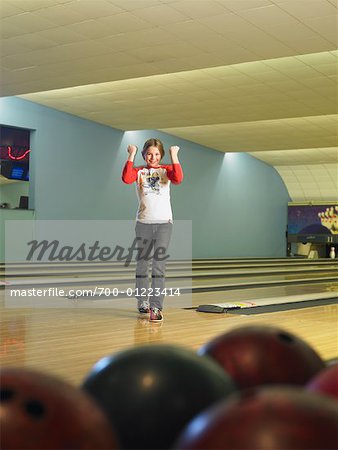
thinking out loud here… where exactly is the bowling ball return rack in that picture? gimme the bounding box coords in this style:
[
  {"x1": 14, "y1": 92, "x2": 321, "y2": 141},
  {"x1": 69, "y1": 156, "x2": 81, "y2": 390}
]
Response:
[{"x1": 195, "y1": 292, "x2": 338, "y2": 314}]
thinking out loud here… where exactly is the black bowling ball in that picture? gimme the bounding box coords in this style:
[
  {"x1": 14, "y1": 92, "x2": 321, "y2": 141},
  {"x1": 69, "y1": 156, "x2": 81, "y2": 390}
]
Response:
[{"x1": 82, "y1": 344, "x2": 236, "y2": 450}]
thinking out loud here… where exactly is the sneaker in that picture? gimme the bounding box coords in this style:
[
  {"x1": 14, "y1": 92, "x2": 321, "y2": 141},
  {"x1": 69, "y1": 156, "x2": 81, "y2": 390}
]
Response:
[
  {"x1": 149, "y1": 307, "x2": 163, "y2": 322},
  {"x1": 138, "y1": 301, "x2": 150, "y2": 314}
]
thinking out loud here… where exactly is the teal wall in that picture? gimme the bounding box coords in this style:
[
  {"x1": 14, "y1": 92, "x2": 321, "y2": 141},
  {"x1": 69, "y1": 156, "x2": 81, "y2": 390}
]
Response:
[
  {"x1": 0, "y1": 209, "x2": 35, "y2": 261},
  {"x1": 0, "y1": 97, "x2": 290, "y2": 259},
  {"x1": 0, "y1": 182, "x2": 29, "y2": 209}
]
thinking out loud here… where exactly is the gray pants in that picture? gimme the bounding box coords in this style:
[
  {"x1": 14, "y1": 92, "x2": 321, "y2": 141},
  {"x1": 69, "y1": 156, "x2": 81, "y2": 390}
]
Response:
[{"x1": 135, "y1": 221, "x2": 173, "y2": 310}]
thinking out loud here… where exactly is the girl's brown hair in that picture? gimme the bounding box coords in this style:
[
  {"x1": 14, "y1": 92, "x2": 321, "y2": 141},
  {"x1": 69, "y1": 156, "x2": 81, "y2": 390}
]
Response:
[{"x1": 142, "y1": 138, "x2": 165, "y2": 160}]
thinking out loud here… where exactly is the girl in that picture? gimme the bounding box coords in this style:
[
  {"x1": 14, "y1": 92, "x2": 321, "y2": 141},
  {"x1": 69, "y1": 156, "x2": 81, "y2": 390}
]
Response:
[{"x1": 122, "y1": 138, "x2": 183, "y2": 321}]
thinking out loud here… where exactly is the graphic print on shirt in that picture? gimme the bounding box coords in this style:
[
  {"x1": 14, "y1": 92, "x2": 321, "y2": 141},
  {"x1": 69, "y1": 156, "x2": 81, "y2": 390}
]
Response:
[{"x1": 138, "y1": 169, "x2": 168, "y2": 196}]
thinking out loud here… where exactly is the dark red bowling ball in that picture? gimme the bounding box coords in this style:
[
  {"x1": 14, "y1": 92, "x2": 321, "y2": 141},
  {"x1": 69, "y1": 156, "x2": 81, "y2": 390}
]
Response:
[
  {"x1": 306, "y1": 363, "x2": 338, "y2": 401},
  {"x1": 82, "y1": 344, "x2": 236, "y2": 450},
  {"x1": 198, "y1": 325, "x2": 325, "y2": 389},
  {"x1": 0, "y1": 367, "x2": 119, "y2": 449},
  {"x1": 174, "y1": 387, "x2": 338, "y2": 449},
  {"x1": 326, "y1": 357, "x2": 338, "y2": 366}
]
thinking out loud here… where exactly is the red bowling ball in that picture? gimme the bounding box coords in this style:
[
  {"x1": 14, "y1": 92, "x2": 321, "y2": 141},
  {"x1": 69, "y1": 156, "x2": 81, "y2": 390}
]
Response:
[
  {"x1": 326, "y1": 357, "x2": 338, "y2": 366},
  {"x1": 306, "y1": 363, "x2": 338, "y2": 401},
  {"x1": 198, "y1": 325, "x2": 325, "y2": 389},
  {"x1": 174, "y1": 387, "x2": 338, "y2": 449},
  {"x1": 0, "y1": 367, "x2": 119, "y2": 449}
]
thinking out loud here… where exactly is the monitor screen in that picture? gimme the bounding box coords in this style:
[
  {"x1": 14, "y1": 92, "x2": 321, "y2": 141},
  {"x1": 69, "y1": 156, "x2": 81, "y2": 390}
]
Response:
[{"x1": 288, "y1": 204, "x2": 338, "y2": 236}]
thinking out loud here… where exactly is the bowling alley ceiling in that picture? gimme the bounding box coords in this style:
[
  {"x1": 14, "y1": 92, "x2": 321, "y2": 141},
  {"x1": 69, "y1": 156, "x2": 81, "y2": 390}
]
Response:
[{"x1": 1, "y1": 0, "x2": 337, "y2": 201}]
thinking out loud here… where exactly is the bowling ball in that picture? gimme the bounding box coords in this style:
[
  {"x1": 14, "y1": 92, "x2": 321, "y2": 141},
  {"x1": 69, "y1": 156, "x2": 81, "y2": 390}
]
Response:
[
  {"x1": 0, "y1": 367, "x2": 119, "y2": 449},
  {"x1": 198, "y1": 325, "x2": 325, "y2": 389},
  {"x1": 82, "y1": 344, "x2": 236, "y2": 450},
  {"x1": 174, "y1": 387, "x2": 338, "y2": 449},
  {"x1": 306, "y1": 363, "x2": 338, "y2": 401},
  {"x1": 326, "y1": 357, "x2": 338, "y2": 366}
]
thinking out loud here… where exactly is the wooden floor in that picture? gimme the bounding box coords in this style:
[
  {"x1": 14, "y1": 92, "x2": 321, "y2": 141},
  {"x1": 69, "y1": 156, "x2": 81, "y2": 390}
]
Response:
[
  {"x1": 1, "y1": 258, "x2": 337, "y2": 386},
  {"x1": 1, "y1": 291, "x2": 337, "y2": 386}
]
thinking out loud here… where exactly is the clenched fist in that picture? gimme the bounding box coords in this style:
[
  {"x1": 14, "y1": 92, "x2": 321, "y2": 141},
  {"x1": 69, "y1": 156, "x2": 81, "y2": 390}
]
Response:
[
  {"x1": 127, "y1": 144, "x2": 138, "y2": 155},
  {"x1": 169, "y1": 145, "x2": 180, "y2": 157}
]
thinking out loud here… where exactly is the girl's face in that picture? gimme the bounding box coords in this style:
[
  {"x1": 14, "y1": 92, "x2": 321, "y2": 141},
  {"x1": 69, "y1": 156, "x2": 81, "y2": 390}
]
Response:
[{"x1": 145, "y1": 146, "x2": 161, "y2": 167}]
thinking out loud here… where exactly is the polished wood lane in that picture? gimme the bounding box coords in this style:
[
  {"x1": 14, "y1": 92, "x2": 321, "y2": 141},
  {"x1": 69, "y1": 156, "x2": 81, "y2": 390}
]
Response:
[
  {"x1": 1, "y1": 258, "x2": 337, "y2": 387},
  {"x1": 1, "y1": 289, "x2": 337, "y2": 386}
]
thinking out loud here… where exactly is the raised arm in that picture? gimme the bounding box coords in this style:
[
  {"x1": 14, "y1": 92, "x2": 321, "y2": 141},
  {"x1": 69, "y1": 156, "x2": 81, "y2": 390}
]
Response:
[
  {"x1": 167, "y1": 146, "x2": 183, "y2": 184},
  {"x1": 122, "y1": 145, "x2": 139, "y2": 184}
]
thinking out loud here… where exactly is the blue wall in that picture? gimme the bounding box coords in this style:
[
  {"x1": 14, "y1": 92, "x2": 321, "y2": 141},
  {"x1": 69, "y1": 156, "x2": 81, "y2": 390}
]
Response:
[{"x1": 0, "y1": 97, "x2": 290, "y2": 258}]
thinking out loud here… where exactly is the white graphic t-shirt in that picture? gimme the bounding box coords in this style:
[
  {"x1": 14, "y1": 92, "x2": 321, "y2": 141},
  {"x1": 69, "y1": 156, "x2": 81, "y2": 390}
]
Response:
[
  {"x1": 122, "y1": 162, "x2": 184, "y2": 223},
  {"x1": 136, "y1": 167, "x2": 172, "y2": 222}
]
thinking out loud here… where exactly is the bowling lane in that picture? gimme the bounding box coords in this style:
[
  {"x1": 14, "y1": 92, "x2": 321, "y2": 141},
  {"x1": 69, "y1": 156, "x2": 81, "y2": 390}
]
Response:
[
  {"x1": 2, "y1": 258, "x2": 338, "y2": 278},
  {"x1": 4, "y1": 258, "x2": 336, "y2": 269},
  {"x1": 2, "y1": 258, "x2": 338, "y2": 313},
  {"x1": 1, "y1": 283, "x2": 336, "y2": 389},
  {"x1": 4, "y1": 268, "x2": 338, "y2": 293},
  {"x1": 4, "y1": 278, "x2": 337, "y2": 312},
  {"x1": 2, "y1": 257, "x2": 337, "y2": 285},
  {"x1": 191, "y1": 269, "x2": 338, "y2": 287},
  {"x1": 2, "y1": 263, "x2": 337, "y2": 279},
  {"x1": 188, "y1": 281, "x2": 338, "y2": 308}
]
